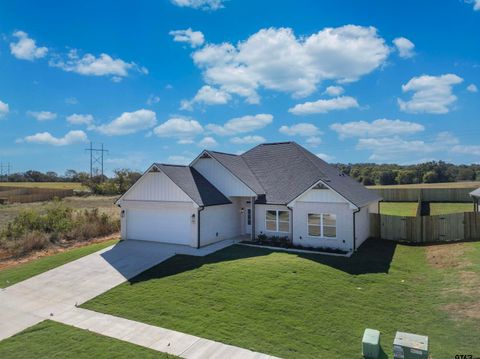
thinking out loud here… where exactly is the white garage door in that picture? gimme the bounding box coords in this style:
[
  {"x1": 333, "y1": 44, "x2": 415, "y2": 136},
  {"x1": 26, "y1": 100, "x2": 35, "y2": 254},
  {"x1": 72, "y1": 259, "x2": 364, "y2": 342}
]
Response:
[{"x1": 126, "y1": 204, "x2": 192, "y2": 245}]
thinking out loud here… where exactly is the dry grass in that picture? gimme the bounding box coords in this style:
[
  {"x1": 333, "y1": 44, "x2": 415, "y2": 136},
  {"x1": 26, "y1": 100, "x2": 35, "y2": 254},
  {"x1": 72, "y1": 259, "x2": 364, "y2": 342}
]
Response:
[
  {"x1": 369, "y1": 181, "x2": 480, "y2": 189},
  {"x1": 0, "y1": 182, "x2": 85, "y2": 190}
]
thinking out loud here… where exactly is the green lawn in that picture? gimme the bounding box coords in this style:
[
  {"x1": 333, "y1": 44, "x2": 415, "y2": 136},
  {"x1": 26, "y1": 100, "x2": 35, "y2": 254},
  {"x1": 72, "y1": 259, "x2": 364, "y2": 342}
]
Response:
[
  {"x1": 0, "y1": 239, "x2": 118, "y2": 288},
  {"x1": 83, "y1": 240, "x2": 480, "y2": 359},
  {"x1": 429, "y1": 202, "x2": 474, "y2": 215},
  {"x1": 379, "y1": 201, "x2": 418, "y2": 216},
  {"x1": 0, "y1": 320, "x2": 177, "y2": 359}
]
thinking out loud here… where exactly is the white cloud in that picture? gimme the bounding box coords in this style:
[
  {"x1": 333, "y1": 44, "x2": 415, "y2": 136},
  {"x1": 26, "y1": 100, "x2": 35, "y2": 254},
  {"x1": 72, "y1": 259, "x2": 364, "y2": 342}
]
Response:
[
  {"x1": 465, "y1": 0, "x2": 480, "y2": 11},
  {"x1": 317, "y1": 153, "x2": 334, "y2": 162},
  {"x1": 0, "y1": 100, "x2": 9, "y2": 118},
  {"x1": 398, "y1": 74, "x2": 463, "y2": 114},
  {"x1": 170, "y1": 0, "x2": 224, "y2": 10},
  {"x1": 181, "y1": 85, "x2": 231, "y2": 110},
  {"x1": 288, "y1": 96, "x2": 359, "y2": 115},
  {"x1": 230, "y1": 135, "x2": 265, "y2": 144},
  {"x1": 154, "y1": 117, "x2": 203, "y2": 139},
  {"x1": 191, "y1": 26, "x2": 390, "y2": 103},
  {"x1": 393, "y1": 37, "x2": 415, "y2": 58},
  {"x1": 324, "y1": 86, "x2": 344, "y2": 96},
  {"x1": 279, "y1": 123, "x2": 321, "y2": 136},
  {"x1": 330, "y1": 119, "x2": 425, "y2": 139},
  {"x1": 166, "y1": 155, "x2": 193, "y2": 164},
  {"x1": 9, "y1": 31, "x2": 48, "y2": 61},
  {"x1": 146, "y1": 94, "x2": 160, "y2": 105},
  {"x1": 67, "y1": 113, "x2": 94, "y2": 126},
  {"x1": 49, "y1": 49, "x2": 146, "y2": 80},
  {"x1": 177, "y1": 138, "x2": 195, "y2": 144},
  {"x1": 452, "y1": 144, "x2": 480, "y2": 156},
  {"x1": 65, "y1": 97, "x2": 78, "y2": 105},
  {"x1": 206, "y1": 114, "x2": 273, "y2": 136},
  {"x1": 170, "y1": 28, "x2": 205, "y2": 48},
  {"x1": 306, "y1": 137, "x2": 322, "y2": 146},
  {"x1": 27, "y1": 111, "x2": 57, "y2": 121},
  {"x1": 467, "y1": 84, "x2": 478, "y2": 93},
  {"x1": 96, "y1": 109, "x2": 157, "y2": 136},
  {"x1": 198, "y1": 136, "x2": 218, "y2": 147},
  {"x1": 23, "y1": 130, "x2": 88, "y2": 146},
  {"x1": 356, "y1": 132, "x2": 459, "y2": 162}
]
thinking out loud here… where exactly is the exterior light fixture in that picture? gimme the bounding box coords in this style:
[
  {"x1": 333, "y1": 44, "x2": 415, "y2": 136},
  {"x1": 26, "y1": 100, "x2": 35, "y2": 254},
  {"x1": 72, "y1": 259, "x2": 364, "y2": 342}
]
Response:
[
  {"x1": 241, "y1": 208, "x2": 245, "y2": 214},
  {"x1": 191, "y1": 213, "x2": 196, "y2": 223}
]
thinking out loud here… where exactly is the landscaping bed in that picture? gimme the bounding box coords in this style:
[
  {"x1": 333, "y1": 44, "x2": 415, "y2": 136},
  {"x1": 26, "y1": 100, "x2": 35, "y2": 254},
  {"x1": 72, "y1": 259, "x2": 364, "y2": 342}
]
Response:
[
  {"x1": 240, "y1": 238, "x2": 349, "y2": 255},
  {"x1": 82, "y1": 239, "x2": 480, "y2": 358},
  {"x1": 0, "y1": 320, "x2": 177, "y2": 358}
]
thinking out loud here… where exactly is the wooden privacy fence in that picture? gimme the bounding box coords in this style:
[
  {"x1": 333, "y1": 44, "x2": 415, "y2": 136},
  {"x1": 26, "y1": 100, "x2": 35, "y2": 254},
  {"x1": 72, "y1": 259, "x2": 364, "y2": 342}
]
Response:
[
  {"x1": 370, "y1": 212, "x2": 480, "y2": 243},
  {"x1": 0, "y1": 187, "x2": 73, "y2": 204},
  {"x1": 371, "y1": 187, "x2": 474, "y2": 202}
]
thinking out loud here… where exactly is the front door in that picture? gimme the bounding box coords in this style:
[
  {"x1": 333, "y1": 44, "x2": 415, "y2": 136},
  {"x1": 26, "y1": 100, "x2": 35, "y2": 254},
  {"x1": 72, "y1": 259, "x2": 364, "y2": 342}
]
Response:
[{"x1": 245, "y1": 202, "x2": 252, "y2": 235}]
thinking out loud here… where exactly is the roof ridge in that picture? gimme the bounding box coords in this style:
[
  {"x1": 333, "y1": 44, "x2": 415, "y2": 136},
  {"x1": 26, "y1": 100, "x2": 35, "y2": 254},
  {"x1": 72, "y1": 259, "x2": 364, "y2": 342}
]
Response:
[
  {"x1": 207, "y1": 150, "x2": 237, "y2": 156},
  {"x1": 237, "y1": 153, "x2": 265, "y2": 193},
  {"x1": 290, "y1": 142, "x2": 330, "y2": 180}
]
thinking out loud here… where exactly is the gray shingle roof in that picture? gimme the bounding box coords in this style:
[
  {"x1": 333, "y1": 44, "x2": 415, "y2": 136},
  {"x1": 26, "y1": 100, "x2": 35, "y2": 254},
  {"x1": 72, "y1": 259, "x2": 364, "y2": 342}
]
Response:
[
  {"x1": 155, "y1": 164, "x2": 231, "y2": 207},
  {"x1": 470, "y1": 188, "x2": 480, "y2": 198},
  {"x1": 239, "y1": 142, "x2": 381, "y2": 207}
]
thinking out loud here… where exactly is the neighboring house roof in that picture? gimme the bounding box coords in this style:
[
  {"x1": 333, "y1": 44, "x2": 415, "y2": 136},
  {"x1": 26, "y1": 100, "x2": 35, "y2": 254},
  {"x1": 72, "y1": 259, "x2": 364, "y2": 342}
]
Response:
[
  {"x1": 205, "y1": 150, "x2": 265, "y2": 194},
  {"x1": 155, "y1": 164, "x2": 231, "y2": 207},
  {"x1": 241, "y1": 142, "x2": 381, "y2": 207},
  {"x1": 470, "y1": 188, "x2": 480, "y2": 198}
]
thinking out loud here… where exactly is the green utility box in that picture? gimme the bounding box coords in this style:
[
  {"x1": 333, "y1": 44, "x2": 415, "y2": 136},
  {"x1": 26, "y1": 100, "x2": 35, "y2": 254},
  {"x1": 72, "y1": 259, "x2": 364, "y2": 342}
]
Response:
[
  {"x1": 393, "y1": 331, "x2": 429, "y2": 359},
  {"x1": 362, "y1": 328, "x2": 380, "y2": 358}
]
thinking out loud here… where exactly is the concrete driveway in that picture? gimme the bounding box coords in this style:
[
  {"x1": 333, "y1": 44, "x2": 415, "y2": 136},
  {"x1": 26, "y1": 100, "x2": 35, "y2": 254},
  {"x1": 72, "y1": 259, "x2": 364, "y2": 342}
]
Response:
[{"x1": 0, "y1": 239, "x2": 236, "y2": 341}]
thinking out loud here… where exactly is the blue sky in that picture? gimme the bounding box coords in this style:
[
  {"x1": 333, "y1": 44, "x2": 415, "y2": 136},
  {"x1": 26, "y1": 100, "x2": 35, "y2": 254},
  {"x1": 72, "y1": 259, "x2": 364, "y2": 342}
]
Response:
[{"x1": 0, "y1": 0, "x2": 479, "y2": 175}]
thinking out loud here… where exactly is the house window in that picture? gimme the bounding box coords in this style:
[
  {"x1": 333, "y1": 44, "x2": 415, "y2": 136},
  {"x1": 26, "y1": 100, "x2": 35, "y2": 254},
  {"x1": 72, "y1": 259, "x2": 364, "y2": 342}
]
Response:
[
  {"x1": 247, "y1": 209, "x2": 252, "y2": 225},
  {"x1": 266, "y1": 210, "x2": 290, "y2": 232},
  {"x1": 308, "y1": 213, "x2": 337, "y2": 238}
]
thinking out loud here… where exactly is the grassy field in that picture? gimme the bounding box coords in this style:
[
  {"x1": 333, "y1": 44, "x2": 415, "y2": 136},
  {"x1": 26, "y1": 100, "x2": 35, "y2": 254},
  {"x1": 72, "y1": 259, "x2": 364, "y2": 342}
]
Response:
[
  {"x1": 429, "y1": 202, "x2": 475, "y2": 215},
  {"x1": 0, "y1": 182, "x2": 85, "y2": 190},
  {"x1": 379, "y1": 201, "x2": 418, "y2": 216},
  {"x1": 0, "y1": 239, "x2": 118, "y2": 288},
  {"x1": 369, "y1": 181, "x2": 480, "y2": 189},
  {"x1": 0, "y1": 195, "x2": 118, "y2": 229},
  {"x1": 83, "y1": 240, "x2": 480, "y2": 359},
  {"x1": 0, "y1": 320, "x2": 177, "y2": 358}
]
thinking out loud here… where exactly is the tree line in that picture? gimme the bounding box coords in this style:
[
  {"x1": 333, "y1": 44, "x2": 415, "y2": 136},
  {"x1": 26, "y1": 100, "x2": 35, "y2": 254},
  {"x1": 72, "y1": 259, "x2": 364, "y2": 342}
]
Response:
[{"x1": 1, "y1": 161, "x2": 480, "y2": 190}]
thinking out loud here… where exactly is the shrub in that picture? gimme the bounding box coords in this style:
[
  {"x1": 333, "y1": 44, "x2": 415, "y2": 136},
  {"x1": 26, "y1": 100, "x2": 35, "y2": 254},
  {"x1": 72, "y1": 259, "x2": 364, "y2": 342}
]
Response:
[{"x1": 3, "y1": 231, "x2": 50, "y2": 257}]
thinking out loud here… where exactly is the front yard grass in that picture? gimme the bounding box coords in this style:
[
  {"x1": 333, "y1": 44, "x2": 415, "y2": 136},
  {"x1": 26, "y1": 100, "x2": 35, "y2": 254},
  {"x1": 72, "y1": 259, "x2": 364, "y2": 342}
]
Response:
[
  {"x1": 0, "y1": 239, "x2": 118, "y2": 288},
  {"x1": 83, "y1": 240, "x2": 480, "y2": 359},
  {"x1": 0, "y1": 320, "x2": 177, "y2": 359}
]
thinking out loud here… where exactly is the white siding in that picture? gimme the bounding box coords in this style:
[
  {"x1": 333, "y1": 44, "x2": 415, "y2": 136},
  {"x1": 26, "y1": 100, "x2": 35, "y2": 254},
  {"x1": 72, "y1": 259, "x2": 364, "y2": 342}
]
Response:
[
  {"x1": 193, "y1": 157, "x2": 256, "y2": 197},
  {"x1": 295, "y1": 188, "x2": 347, "y2": 203},
  {"x1": 292, "y1": 202, "x2": 353, "y2": 252},
  {"x1": 121, "y1": 172, "x2": 193, "y2": 203},
  {"x1": 355, "y1": 205, "x2": 370, "y2": 249},
  {"x1": 200, "y1": 199, "x2": 242, "y2": 246},
  {"x1": 255, "y1": 204, "x2": 292, "y2": 239}
]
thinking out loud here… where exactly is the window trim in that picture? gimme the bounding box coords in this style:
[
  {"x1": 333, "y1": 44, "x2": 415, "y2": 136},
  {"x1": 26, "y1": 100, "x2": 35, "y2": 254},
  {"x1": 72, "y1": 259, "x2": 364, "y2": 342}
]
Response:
[
  {"x1": 307, "y1": 213, "x2": 337, "y2": 239},
  {"x1": 265, "y1": 209, "x2": 290, "y2": 233}
]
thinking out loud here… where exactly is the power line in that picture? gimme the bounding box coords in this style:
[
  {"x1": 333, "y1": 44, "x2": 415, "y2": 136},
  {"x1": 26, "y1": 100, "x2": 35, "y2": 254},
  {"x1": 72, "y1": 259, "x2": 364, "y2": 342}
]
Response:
[{"x1": 85, "y1": 142, "x2": 108, "y2": 179}]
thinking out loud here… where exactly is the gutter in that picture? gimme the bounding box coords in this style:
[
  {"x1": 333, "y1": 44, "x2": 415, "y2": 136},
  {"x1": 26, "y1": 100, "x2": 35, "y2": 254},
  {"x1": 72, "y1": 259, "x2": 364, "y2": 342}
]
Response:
[
  {"x1": 197, "y1": 206, "x2": 205, "y2": 249},
  {"x1": 352, "y1": 207, "x2": 361, "y2": 252},
  {"x1": 287, "y1": 205, "x2": 294, "y2": 244}
]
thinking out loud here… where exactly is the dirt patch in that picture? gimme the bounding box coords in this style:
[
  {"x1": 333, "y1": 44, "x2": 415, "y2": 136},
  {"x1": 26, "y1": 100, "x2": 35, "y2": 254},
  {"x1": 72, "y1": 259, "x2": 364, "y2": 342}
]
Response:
[
  {"x1": 0, "y1": 233, "x2": 119, "y2": 270},
  {"x1": 442, "y1": 302, "x2": 480, "y2": 320},
  {"x1": 425, "y1": 242, "x2": 471, "y2": 269}
]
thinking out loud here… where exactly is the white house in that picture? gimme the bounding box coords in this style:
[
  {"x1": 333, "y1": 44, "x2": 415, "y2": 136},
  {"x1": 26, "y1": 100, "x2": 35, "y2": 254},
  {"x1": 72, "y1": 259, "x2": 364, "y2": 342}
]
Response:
[
  {"x1": 116, "y1": 142, "x2": 381, "y2": 253},
  {"x1": 471, "y1": 188, "x2": 480, "y2": 212}
]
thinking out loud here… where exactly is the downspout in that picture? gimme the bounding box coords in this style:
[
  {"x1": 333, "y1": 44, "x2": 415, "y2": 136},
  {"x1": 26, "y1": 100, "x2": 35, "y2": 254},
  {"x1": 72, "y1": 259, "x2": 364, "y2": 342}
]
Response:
[
  {"x1": 287, "y1": 205, "x2": 293, "y2": 244},
  {"x1": 251, "y1": 196, "x2": 256, "y2": 241},
  {"x1": 352, "y1": 207, "x2": 361, "y2": 252},
  {"x1": 197, "y1": 206, "x2": 205, "y2": 249}
]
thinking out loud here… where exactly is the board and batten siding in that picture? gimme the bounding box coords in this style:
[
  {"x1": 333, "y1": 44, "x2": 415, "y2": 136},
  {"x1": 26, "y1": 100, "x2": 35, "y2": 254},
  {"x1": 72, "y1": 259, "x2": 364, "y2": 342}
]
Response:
[
  {"x1": 200, "y1": 198, "x2": 242, "y2": 246},
  {"x1": 193, "y1": 157, "x2": 256, "y2": 197},
  {"x1": 121, "y1": 172, "x2": 193, "y2": 203},
  {"x1": 294, "y1": 188, "x2": 347, "y2": 203},
  {"x1": 354, "y1": 205, "x2": 371, "y2": 249}
]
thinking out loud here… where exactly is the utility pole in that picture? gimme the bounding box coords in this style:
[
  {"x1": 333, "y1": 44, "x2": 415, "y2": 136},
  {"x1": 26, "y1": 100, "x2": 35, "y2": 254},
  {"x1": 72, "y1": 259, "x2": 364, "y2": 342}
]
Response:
[
  {"x1": 85, "y1": 142, "x2": 108, "y2": 180},
  {"x1": 0, "y1": 162, "x2": 11, "y2": 182}
]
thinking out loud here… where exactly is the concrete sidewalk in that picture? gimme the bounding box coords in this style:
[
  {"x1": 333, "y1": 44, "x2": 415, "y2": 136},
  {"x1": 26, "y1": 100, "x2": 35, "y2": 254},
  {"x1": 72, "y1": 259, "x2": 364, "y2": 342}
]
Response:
[
  {"x1": 0, "y1": 238, "x2": 279, "y2": 358},
  {"x1": 53, "y1": 307, "x2": 278, "y2": 359}
]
